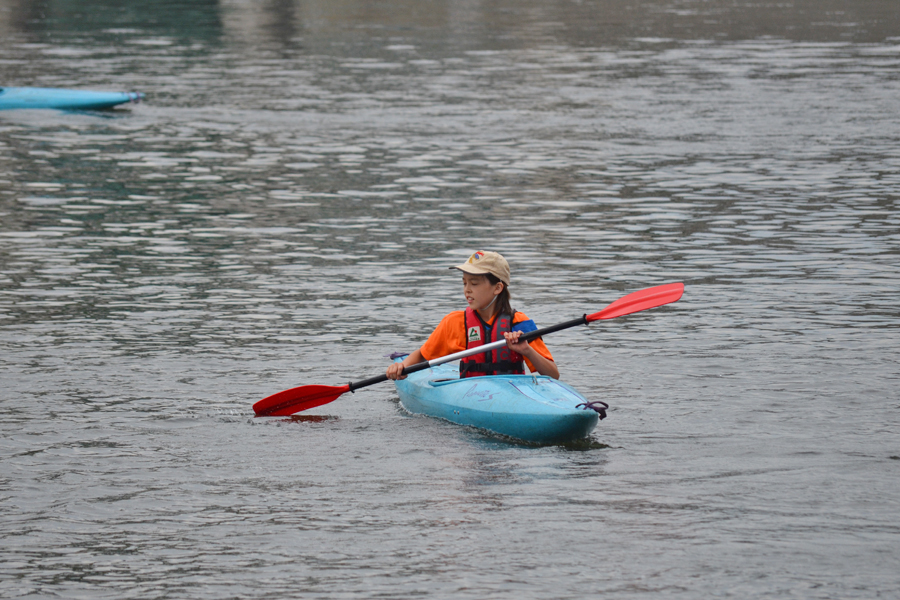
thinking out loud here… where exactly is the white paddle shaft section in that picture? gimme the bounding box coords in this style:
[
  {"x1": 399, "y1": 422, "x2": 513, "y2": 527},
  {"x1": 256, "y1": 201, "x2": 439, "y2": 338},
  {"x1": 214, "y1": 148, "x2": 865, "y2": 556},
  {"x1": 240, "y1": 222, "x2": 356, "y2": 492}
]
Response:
[{"x1": 426, "y1": 338, "x2": 510, "y2": 367}]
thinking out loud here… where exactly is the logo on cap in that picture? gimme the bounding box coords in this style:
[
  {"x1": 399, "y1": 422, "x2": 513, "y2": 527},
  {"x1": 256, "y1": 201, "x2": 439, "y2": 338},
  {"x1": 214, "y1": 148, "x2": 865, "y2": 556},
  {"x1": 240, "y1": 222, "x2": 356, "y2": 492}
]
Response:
[{"x1": 470, "y1": 251, "x2": 485, "y2": 263}]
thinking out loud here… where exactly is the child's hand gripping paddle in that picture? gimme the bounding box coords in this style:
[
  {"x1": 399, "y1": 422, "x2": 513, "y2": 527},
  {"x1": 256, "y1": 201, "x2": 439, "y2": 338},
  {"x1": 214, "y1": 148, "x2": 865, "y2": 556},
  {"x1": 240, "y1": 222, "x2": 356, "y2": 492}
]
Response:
[{"x1": 253, "y1": 282, "x2": 685, "y2": 417}]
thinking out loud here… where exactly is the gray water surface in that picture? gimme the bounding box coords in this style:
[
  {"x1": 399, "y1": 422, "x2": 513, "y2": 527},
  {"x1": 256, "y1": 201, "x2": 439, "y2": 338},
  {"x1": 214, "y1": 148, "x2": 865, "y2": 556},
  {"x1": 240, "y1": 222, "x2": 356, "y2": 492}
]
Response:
[{"x1": 1, "y1": 1, "x2": 899, "y2": 598}]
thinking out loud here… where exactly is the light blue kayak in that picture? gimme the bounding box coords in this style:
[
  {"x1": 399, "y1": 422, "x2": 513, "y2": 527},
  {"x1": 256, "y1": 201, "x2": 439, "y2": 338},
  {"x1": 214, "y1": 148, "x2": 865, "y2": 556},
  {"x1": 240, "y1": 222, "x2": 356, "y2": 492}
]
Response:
[
  {"x1": 0, "y1": 87, "x2": 144, "y2": 110},
  {"x1": 393, "y1": 361, "x2": 602, "y2": 444}
]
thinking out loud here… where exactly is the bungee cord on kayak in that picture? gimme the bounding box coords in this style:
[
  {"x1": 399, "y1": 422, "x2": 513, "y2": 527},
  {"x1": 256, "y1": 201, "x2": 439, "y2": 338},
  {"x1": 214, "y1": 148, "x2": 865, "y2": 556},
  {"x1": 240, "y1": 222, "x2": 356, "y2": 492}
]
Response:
[{"x1": 576, "y1": 401, "x2": 610, "y2": 420}]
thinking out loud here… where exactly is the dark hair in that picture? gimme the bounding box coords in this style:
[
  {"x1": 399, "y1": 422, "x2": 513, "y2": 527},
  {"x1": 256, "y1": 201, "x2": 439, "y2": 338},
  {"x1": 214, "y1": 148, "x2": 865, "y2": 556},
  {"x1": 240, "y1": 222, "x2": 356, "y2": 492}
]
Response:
[{"x1": 485, "y1": 273, "x2": 514, "y2": 317}]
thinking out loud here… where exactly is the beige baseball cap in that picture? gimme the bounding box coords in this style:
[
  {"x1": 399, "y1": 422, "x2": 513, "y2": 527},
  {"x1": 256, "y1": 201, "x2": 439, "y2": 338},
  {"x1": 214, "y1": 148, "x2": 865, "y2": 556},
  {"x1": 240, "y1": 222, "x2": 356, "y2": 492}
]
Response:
[{"x1": 450, "y1": 250, "x2": 510, "y2": 285}]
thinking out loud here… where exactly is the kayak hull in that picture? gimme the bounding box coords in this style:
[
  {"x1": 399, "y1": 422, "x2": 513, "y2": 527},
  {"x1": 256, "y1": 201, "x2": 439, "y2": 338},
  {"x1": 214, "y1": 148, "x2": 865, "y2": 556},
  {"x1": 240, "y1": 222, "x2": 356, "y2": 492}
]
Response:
[
  {"x1": 0, "y1": 87, "x2": 144, "y2": 110},
  {"x1": 394, "y1": 362, "x2": 599, "y2": 444}
]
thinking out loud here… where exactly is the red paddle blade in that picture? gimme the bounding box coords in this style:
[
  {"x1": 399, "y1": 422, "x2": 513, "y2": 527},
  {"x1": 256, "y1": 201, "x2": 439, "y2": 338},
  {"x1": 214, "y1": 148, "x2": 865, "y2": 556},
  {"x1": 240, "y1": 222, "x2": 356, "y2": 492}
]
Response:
[
  {"x1": 253, "y1": 384, "x2": 350, "y2": 417},
  {"x1": 587, "y1": 282, "x2": 684, "y2": 322}
]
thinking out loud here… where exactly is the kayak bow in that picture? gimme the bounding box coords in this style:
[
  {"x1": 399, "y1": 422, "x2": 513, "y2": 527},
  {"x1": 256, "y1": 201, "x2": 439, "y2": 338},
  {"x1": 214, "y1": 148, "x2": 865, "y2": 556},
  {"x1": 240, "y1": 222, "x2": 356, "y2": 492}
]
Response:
[{"x1": 0, "y1": 87, "x2": 144, "y2": 110}]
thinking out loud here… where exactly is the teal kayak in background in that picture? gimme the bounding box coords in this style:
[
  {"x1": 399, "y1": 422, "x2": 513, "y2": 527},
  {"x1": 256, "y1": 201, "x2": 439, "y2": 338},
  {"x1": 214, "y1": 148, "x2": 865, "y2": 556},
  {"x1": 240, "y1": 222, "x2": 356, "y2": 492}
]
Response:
[
  {"x1": 393, "y1": 361, "x2": 603, "y2": 444},
  {"x1": 0, "y1": 87, "x2": 144, "y2": 110}
]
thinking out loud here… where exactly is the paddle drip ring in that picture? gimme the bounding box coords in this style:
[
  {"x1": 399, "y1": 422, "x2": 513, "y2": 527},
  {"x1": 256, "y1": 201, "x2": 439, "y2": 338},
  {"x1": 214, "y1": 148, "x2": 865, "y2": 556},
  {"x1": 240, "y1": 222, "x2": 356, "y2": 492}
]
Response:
[{"x1": 576, "y1": 401, "x2": 609, "y2": 420}]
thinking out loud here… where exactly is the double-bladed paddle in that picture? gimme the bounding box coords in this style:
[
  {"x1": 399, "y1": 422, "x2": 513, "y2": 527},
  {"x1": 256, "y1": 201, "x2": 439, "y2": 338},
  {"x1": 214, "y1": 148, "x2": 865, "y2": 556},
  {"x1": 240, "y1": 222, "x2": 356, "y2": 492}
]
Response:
[{"x1": 253, "y1": 282, "x2": 684, "y2": 417}]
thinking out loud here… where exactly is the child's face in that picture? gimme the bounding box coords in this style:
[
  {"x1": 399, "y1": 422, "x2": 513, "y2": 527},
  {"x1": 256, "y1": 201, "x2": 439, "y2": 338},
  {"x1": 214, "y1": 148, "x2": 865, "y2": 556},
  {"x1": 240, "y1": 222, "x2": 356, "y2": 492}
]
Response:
[{"x1": 462, "y1": 273, "x2": 503, "y2": 313}]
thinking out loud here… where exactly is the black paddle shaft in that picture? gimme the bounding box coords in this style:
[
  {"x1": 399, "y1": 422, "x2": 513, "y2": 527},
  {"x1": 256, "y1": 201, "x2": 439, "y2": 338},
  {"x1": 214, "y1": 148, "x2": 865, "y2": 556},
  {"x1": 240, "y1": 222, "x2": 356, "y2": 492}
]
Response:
[{"x1": 347, "y1": 315, "x2": 589, "y2": 393}]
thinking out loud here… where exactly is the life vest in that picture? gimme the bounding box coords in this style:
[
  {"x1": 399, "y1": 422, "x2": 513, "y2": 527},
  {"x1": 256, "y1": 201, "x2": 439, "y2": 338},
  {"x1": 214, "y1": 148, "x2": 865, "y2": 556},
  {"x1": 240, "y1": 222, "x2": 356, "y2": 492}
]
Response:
[{"x1": 459, "y1": 308, "x2": 526, "y2": 377}]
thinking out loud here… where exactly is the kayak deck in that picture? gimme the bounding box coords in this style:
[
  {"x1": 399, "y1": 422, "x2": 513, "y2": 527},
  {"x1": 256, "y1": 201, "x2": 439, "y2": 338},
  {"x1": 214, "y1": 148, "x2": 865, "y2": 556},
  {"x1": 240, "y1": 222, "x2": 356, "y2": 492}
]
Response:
[
  {"x1": 394, "y1": 361, "x2": 600, "y2": 444},
  {"x1": 0, "y1": 87, "x2": 144, "y2": 110}
]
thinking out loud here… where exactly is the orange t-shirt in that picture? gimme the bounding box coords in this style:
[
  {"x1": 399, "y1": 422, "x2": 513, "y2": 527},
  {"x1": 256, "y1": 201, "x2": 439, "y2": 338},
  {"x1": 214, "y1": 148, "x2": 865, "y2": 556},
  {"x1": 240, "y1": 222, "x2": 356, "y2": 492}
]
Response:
[{"x1": 418, "y1": 311, "x2": 554, "y2": 373}]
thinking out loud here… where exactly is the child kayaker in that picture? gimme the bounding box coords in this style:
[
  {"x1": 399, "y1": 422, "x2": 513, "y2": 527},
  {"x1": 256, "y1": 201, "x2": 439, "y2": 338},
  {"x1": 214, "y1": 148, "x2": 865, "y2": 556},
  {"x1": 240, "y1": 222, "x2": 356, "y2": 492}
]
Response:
[{"x1": 386, "y1": 251, "x2": 559, "y2": 381}]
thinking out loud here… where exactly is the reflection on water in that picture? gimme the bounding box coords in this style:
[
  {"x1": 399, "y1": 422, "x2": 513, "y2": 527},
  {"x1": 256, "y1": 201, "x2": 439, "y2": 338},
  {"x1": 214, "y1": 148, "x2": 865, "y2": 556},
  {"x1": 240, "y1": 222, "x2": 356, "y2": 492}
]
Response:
[
  {"x1": 5, "y1": 0, "x2": 900, "y2": 43},
  {"x1": 1, "y1": 0, "x2": 899, "y2": 598}
]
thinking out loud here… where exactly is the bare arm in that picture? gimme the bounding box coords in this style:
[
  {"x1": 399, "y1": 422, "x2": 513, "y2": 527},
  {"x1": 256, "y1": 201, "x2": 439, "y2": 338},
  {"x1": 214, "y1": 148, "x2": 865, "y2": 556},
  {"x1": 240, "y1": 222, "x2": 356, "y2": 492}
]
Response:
[
  {"x1": 385, "y1": 348, "x2": 425, "y2": 380},
  {"x1": 503, "y1": 331, "x2": 559, "y2": 379}
]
